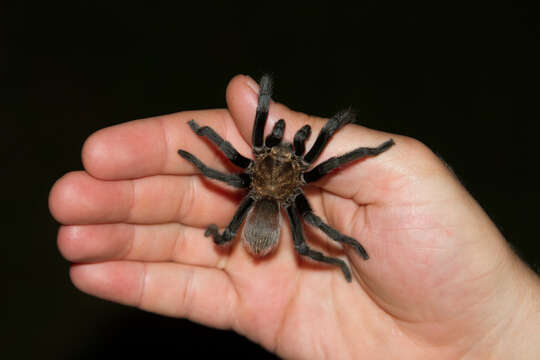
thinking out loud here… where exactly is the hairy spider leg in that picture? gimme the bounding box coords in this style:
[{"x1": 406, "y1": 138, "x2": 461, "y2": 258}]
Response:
[
  {"x1": 303, "y1": 139, "x2": 395, "y2": 183},
  {"x1": 177, "y1": 150, "x2": 251, "y2": 188},
  {"x1": 206, "y1": 196, "x2": 255, "y2": 245},
  {"x1": 302, "y1": 109, "x2": 356, "y2": 164},
  {"x1": 187, "y1": 120, "x2": 252, "y2": 169},
  {"x1": 252, "y1": 75, "x2": 273, "y2": 152},
  {"x1": 293, "y1": 125, "x2": 311, "y2": 156},
  {"x1": 286, "y1": 204, "x2": 352, "y2": 282},
  {"x1": 294, "y1": 192, "x2": 368, "y2": 259},
  {"x1": 264, "y1": 119, "x2": 285, "y2": 148}
]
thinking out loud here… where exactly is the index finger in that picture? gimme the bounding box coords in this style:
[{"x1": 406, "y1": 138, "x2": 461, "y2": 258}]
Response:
[{"x1": 82, "y1": 109, "x2": 253, "y2": 180}]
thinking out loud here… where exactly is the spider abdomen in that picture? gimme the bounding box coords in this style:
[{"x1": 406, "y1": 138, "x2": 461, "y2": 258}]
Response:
[
  {"x1": 250, "y1": 144, "x2": 303, "y2": 202},
  {"x1": 242, "y1": 198, "x2": 281, "y2": 256}
]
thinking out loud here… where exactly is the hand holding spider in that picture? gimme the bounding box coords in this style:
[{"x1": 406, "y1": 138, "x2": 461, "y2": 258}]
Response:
[
  {"x1": 50, "y1": 75, "x2": 540, "y2": 359},
  {"x1": 177, "y1": 75, "x2": 394, "y2": 282}
]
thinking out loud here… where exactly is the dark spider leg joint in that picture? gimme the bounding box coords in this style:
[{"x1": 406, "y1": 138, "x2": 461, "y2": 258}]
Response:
[
  {"x1": 177, "y1": 150, "x2": 251, "y2": 188},
  {"x1": 187, "y1": 120, "x2": 252, "y2": 169},
  {"x1": 205, "y1": 196, "x2": 254, "y2": 245}
]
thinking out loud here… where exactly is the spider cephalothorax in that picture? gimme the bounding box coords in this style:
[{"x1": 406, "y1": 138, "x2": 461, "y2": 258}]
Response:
[
  {"x1": 178, "y1": 75, "x2": 394, "y2": 281},
  {"x1": 250, "y1": 143, "x2": 304, "y2": 203}
]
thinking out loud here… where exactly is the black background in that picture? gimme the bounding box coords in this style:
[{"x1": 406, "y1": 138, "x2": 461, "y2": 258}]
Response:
[{"x1": 3, "y1": 2, "x2": 539, "y2": 359}]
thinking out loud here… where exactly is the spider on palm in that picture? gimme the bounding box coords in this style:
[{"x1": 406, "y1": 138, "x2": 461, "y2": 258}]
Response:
[{"x1": 178, "y1": 75, "x2": 394, "y2": 281}]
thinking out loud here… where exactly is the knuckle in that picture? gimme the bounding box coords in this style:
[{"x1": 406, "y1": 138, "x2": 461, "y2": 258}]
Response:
[{"x1": 393, "y1": 135, "x2": 449, "y2": 174}]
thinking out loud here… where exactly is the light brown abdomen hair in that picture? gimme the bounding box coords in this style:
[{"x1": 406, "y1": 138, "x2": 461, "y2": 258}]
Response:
[{"x1": 242, "y1": 198, "x2": 281, "y2": 256}]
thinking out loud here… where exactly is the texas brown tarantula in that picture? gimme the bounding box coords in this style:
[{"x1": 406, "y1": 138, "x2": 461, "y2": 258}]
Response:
[{"x1": 177, "y1": 76, "x2": 394, "y2": 281}]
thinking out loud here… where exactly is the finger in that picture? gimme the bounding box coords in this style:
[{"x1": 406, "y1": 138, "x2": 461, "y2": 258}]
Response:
[
  {"x1": 227, "y1": 75, "x2": 317, "y2": 147},
  {"x1": 49, "y1": 171, "x2": 244, "y2": 226},
  {"x1": 82, "y1": 109, "x2": 253, "y2": 180},
  {"x1": 226, "y1": 75, "x2": 441, "y2": 204},
  {"x1": 70, "y1": 261, "x2": 237, "y2": 329},
  {"x1": 58, "y1": 223, "x2": 224, "y2": 268}
]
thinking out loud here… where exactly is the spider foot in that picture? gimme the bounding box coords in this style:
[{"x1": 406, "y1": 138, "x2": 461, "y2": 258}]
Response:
[
  {"x1": 340, "y1": 262, "x2": 352, "y2": 282},
  {"x1": 187, "y1": 119, "x2": 202, "y2": 132},
  {"x1": 204, "y1": 224, "x2": 232, "y2": 245},
  {"x1": 329, "y1": 258, "x2": 353, "y2": 282},
  {"x1": 345, "y1": 237, "x2": 369, "y2": 260},
  {"x1": 325, "y1": 257, "x2": 352, "y2": 282},
  {"x1": 297, "y1": 244, "x2": 352, "y2": 282}
]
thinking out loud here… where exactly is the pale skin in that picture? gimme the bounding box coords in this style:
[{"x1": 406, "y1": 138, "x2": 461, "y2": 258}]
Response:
[{"x1": 49, "y1": 75, "x2": 540, "y2": 359}]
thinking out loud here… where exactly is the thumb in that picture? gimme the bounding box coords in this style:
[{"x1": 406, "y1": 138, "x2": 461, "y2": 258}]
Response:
[
  {"x1": 224, "y1": 74, "x2": 401, "y2": 204},
  {"x1": 225, "y1": 74, "x2": 319, "y2": 147}
]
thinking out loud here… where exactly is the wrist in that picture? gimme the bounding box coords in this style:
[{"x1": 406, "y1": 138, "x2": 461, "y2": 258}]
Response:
[
  {"x1": 465, "y1": 252, "x2": 540, "y2": 359},
  {"x1": 496, "y1": 257, "x2": 540, "y2": 359}
]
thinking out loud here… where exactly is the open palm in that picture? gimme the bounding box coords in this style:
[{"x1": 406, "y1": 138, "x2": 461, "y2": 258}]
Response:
[{"x1": 50, "y1": 75, "x2": 520, "y2": 359}]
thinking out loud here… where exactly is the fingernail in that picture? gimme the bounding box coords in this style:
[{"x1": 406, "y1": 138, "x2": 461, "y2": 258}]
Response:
[{"x1": 245, "y1": 75, "x2": 260, "y2": 94}]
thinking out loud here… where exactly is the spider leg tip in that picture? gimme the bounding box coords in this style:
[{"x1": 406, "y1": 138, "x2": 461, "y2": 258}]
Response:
[
  {"x1": 342, "y1": 265, "x2": 352, "y2": 282},
  {"x1": 177, "y1": 149, "x2": 190, "y2": 158},
  {"x1": 381, "y1": 138, "x2": 396, "y2": 150},
  {"x1": 204, "y1": 224, "x2": 218, "y2": 237},
  {"x1": 187, "y1": 119, "x2": 200, "y2": 131},
  {"x1": 356, "y1": 246, "x2": 369, "y2": 260}
]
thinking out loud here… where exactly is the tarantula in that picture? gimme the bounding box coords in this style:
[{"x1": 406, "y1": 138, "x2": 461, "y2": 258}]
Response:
[{"x1": 177, "y1": 76, "x2": 394, "y2": 281}]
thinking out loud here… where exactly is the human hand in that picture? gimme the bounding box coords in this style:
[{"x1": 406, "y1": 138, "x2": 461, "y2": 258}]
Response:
[{"x1": 49, "y1": 75, "x2": 540, "y2": 359}]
